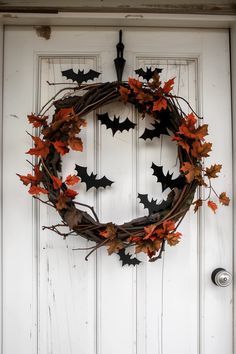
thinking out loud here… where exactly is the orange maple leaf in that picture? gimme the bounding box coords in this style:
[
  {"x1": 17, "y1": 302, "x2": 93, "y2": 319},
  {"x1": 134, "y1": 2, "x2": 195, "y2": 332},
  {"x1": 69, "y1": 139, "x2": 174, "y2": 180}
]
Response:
[
  {"x1": 165, "y1": 232, "x2": 182, "y2": 246},
  {"x1": 172, "y1": 135, "x2": 190, "y2": 153},
  {"x1": 191, "y1": 141, "x2": 212, "y2": 159},
  {"x1": 156, "y1": 219, "x2": 176, "y2": 239},
  {"x1": 136, "y1": 91, "x2": 154, "y2": 104},
  {"x1": 17, "y1": 173, "x2": 38, "y2": 186},
  {"x1": 219, "y1": 192, "x2": 230, "y2": 206},
  {"x1": 26, "y1": 136, "x2": 49, "y2": 158},
  {"x1": 135, "y1": 239, "x2": 162, "y2": 258},
  {"x1": 128, "y1": 235, "x2": 142, "y2": 243},
  {"x1": 162, "y1": 77, "x2": 175, "y2": 94},
  {"x1": 17, "y1": 164, "x2": 42, "y2": 186},
  {"x1": 65, "y1": 175, "x2": 80, "y2": 186},
  {"x1": 194, "y1": 125, "x2": 208, "y2": 140},
  {"x1": 28, "y1": 114, "x2": 48, "y2": 128},
  {"x1": 179, "y1": 122, "x2": 208, "y2": 141},
  {"x1": 52, "y1": 141, "x2": 69, "y2": 155},
  {"x1": 54, "y1": 107, "x2": 75, "y2": 122},
  {"x1": 28, "y1": 185, "x2": 48, "y2": 195},
  {"x1": 128, "y1": 78, "x2": 143, "y2": 94},
  {"x1": 153, "y1": 97, "x2": 167, "y2": 111},
  {"x1": 64, "y1": 188, "x2": 78, "y2": 199},
  {"x1": 106, "y1": 239, "x2": 124, "y2": 255},
  {"x1": 181, "y1": 112, "x2": 197, "y2": 128},
  {"x1": 143, "y1": 224, "x2": 157, "y2": 240},
  {"x1": 68, "y1": 137, "x2": 83, "y2": 152},
  {"x1": 162, "y1": 220, "x2": 176, "y2": 233},
  {"x1": 51, "y1": 175, "x2": 62, "y2": 190},
  {"x1": 180, "y1": 162, "x2": 201, "y2": 183},
  {"x1": 208, "y1": 200, "x2": 218, "y2": 213},
  {"x1": 149, "y1": 72, "x2": 161, "y2": 89},
  {"x1": 100, "y1": 223, "x2": 117, "y2": 240},
  {"x1": 204, "y1": 164, "x2": 222, "y2": 179},
  {"x1": 177, "y1": 113, "x2": 208, "y2": 141},
  {"x1": 56, "y1": 193, "x2": 68, "y2": 210},
  {"x1": 55, "y1": 189, "x2": 78, "y2": 210},
  {"x1": 119, "y1": 86, "x2": 131, "y2": 103}
]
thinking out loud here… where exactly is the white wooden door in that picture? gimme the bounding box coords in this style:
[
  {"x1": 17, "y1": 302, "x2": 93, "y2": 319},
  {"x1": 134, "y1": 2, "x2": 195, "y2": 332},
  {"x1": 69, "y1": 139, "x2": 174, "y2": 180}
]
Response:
[{"x1": 2, "y1": 27, "x2": 233, "y2": 354}]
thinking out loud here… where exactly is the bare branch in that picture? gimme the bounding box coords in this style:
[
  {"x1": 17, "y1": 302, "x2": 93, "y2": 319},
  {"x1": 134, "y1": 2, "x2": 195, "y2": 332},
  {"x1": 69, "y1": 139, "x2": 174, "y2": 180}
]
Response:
[{"x1": 74, "y1": 201, "x2": 99, "y2": 222}]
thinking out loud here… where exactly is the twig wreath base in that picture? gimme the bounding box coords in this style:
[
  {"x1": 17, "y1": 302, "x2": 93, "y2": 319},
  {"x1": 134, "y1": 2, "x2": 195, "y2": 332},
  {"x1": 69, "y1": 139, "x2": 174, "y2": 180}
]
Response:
[{"x1": 18, "y1": 69, "x2": 230, "y2": 265}]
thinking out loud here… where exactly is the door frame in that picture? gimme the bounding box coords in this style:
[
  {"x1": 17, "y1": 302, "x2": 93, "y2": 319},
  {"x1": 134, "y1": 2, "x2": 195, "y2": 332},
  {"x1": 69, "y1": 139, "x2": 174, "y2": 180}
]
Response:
[{"x1": 0, "y1": 13, "x2": 235, "y2": 353}]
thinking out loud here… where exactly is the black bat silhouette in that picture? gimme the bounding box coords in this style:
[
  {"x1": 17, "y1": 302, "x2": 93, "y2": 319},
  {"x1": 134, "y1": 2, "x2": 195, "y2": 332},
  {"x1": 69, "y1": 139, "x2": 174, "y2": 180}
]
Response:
[
  {"x1": 151, "y1": 163, "x2": 185, "y2": 192},
  {"x1": 138, "y1": 193, "x2": 171, "y2": 215},
  {"x1": 139, "y1": 121, "x2": 169, "y2": 140},
  {"x1": 75, "y1": 165, "x2": 113, "y2": 191},
  {"x1": 97, "y1": 113, "x2": 136, "y2": 136},
  {"x1": 61, "y1": 69, "x2": 101, "y2": 84},
  {"x1": 117, "y1": 249, "x2": 141, "y2": 266},
  {"x1": 135, "y1": 67, "x2": 162, "y2": 81}
]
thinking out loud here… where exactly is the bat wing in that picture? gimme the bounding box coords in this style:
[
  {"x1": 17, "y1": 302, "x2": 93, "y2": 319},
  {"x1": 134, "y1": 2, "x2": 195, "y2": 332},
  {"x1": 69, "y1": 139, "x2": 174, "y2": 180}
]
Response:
[
  {"x1": 151, "y1": 164, "x2": 172, "y2": 192},
  {"x1": 97, "y1": 113, "x2": 136, "y2": 136},
  {"x1": 138, "y1": 193, "x2": 170, "y2": 214},
  {"x1": 135, "y1": 67, "x2": 162, "y2": 81},
  {"x1": 135, "y1": 68, "x2": 146, "y2": 79},
  {"x1": 62, "y1": 68, "x2": 101, "y2": 84},
  {"x1": 61, "y1": 69, "x2": 78, "y2": 83},
  {"x1": 97, "y1": 112, "x2": 115, "y2": 134},
  {"x1": 74, "y1": 165, "x2": 88, "y2": 182},
  {"x1": 117, "y1": 249, "x2": 141, "y2": 266},
  {"x1": 113, "y1": 116, "x2": 136, "y2": 134},
  {"x1": 138, "y1": 193, "x2": 158, "y2": 214},
  {"x1": 151, "y1": 163, "x2": 185, "y2": 192},
  {"x1": 139, "y1": 121, "x2": 169, "y2": 140},
  {"x1": 82, "y1": 69, "x2": 101, "y2": 83},
  {"x1": 94, "y1": 175, "x2": 114, "y2": 190},
  {"x1": 75, "y1": 164, "x2": 113, "y2": 191}
]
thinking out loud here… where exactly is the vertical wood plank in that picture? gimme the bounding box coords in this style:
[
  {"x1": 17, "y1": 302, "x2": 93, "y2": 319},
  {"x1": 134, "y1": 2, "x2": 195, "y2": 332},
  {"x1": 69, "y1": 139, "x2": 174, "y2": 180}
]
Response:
[
  {"x1": 200, "y1": 30, "x2": 233, "y2": 354},
  {"x1": 161, "y1": 60, "x2": 199, "y2": 354},
  {"x1": 2, "y1": 26, "x2": 38, "y2": 354},
  {"x1": 96, "y1": 101, "x2": 137, "y2": 354},
  {"x1": 135, "y1": 58, "x2": 199, "y2": 354},
  {"x1": 38, "y1": 56, "x2": 99, "y2": 354}
]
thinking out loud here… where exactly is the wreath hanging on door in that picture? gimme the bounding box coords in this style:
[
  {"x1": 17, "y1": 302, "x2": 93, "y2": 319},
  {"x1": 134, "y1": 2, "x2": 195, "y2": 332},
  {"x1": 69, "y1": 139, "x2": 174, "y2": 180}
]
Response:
[{"x1": 17, "y1": 66, "x2": 230, "y2": 266}]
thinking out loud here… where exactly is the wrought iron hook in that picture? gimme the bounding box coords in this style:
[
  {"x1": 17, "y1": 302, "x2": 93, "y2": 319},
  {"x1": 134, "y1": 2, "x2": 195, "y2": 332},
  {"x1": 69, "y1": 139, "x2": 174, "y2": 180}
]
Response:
[{"x1": 114, "y1": 30, "x2": 126, "y2": 82}]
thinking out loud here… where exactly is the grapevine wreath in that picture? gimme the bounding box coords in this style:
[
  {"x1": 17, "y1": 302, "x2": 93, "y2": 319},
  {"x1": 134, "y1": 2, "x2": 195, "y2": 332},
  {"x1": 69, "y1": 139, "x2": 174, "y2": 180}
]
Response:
[{"x1": 17, "y1": 66, "x2": 230, "y2": 266}]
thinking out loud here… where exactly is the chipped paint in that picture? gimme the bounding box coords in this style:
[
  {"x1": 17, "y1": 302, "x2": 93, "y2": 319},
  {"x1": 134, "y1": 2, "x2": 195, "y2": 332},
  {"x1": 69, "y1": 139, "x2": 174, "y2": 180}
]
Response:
[{"x1": 34, "y1": 25, "x2": 51, "y2": 40}]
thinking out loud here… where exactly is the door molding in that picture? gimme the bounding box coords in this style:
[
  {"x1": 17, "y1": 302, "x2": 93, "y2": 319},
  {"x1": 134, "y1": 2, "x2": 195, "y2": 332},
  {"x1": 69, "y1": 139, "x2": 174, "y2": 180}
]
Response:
[
  {"x1": 0, "y1": 12, "x2": 235, "y2": 27},
  {"x1": 0, "y1": 15, "x2": 235, "y2": 354}
]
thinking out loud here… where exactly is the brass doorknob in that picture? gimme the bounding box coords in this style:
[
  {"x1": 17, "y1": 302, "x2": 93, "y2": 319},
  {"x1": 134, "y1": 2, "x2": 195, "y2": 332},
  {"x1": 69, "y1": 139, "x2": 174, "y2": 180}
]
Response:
[{"x1": 211, "y1": 268, "x2": 232, "y2": 287}]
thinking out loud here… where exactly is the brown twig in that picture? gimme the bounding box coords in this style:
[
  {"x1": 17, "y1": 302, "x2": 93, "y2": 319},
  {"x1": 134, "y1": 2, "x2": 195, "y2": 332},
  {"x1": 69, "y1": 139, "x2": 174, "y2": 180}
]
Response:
[
  {"x1": 74, "y1": 201, "x2": 99, "y2": 222},
  {"x1": 85, "y1": 238, "x2": 109, "y2": 261},
  {"x1": 33, "y1": 196, "x2": 55, "y2": 208}
]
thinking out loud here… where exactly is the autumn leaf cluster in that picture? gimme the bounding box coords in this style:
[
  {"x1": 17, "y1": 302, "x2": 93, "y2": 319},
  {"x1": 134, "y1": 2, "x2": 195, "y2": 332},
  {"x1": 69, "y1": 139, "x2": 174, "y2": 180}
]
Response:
[
  {"x1": 18, "y1": 108, "x2": 83, "y2": 210},
  {"x1": 99, "y1": 219, "x2": 181, "y2": 259},
  {"x1": 119, "y1": 74, "x2": 175, "y2": 115},
  {"x1": 171, "y1": 112, "x2": 229, "y2": 213}
]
